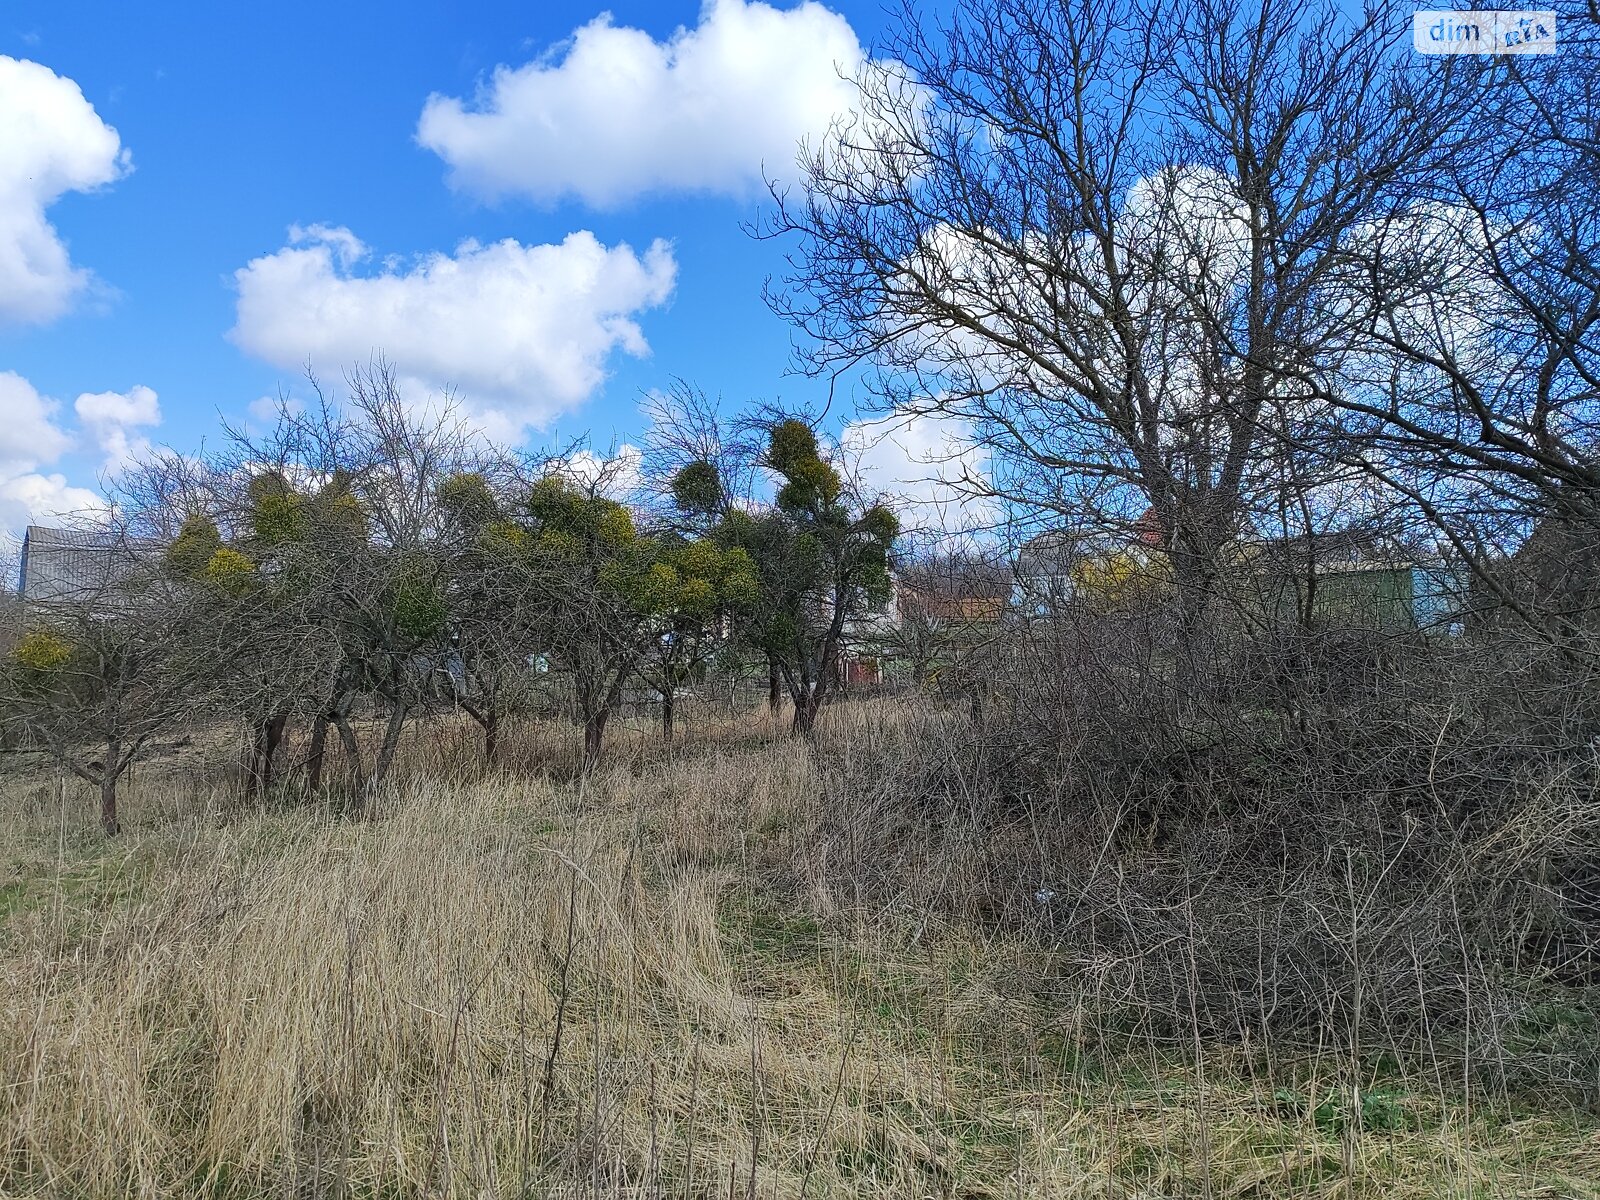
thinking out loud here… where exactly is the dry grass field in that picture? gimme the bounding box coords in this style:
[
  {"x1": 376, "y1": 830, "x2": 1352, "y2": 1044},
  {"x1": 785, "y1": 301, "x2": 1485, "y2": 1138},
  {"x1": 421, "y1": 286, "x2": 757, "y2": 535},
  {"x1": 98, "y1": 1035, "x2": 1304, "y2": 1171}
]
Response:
[{"x1": 3, "y1": 703, "x2": 1598, "y2": 1198}]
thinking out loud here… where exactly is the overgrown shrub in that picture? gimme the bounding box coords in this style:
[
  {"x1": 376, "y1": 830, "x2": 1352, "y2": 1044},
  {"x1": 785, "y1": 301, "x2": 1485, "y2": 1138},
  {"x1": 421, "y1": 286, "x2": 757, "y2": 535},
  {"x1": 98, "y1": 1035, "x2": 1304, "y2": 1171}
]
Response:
[{"x1": 799, "y1": 613, "x2": 1600, "y2": 1104}]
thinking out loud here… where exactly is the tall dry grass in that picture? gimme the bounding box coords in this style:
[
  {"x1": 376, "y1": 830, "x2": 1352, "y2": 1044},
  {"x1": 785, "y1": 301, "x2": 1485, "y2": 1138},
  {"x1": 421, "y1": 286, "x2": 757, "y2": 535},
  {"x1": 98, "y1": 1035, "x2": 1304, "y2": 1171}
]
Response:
[{"x1": 2, "y1": 704, "x2": 1598, "y2": 1198}]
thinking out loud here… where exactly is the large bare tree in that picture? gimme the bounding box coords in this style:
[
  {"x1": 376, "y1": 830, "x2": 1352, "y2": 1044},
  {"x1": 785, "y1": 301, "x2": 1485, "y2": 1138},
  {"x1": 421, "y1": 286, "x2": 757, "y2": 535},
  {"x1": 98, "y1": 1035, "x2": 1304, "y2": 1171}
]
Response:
[
  {"x1": 767, "y1": 0, "x2": 1459, "y2": 633},
  {"x1": 1319, "y1": 4, "x2": 1600, "y2": 645}
]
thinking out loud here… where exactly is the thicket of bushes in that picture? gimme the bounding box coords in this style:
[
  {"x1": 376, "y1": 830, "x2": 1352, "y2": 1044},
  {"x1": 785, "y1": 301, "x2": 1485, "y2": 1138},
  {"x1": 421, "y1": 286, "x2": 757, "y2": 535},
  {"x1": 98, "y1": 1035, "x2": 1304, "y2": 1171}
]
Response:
[{"x1": 803, "y1": 615, "x2": 1600, "y2": 1104}]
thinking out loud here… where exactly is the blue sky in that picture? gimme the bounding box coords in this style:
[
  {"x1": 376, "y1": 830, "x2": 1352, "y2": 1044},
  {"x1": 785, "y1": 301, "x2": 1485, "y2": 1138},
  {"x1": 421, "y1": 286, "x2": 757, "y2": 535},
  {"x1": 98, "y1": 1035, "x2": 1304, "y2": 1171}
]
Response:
[{"x1": 0, "y1": 0, "x2": 924, "y2": 542}]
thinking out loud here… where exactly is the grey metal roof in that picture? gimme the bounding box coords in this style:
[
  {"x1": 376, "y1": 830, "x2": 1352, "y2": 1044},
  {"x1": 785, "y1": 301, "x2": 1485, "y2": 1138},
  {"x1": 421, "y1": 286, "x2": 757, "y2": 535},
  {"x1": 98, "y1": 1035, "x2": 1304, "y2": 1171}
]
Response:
[{"x1": 19, "y1": 525, "x2": 158, "y2": 607}]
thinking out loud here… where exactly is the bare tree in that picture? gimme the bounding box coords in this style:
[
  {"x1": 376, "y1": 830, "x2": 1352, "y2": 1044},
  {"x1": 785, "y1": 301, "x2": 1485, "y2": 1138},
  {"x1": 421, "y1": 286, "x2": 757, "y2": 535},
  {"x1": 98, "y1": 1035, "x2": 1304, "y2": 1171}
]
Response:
[
  {"x1": 0, "y1": 532, "x2": 207, "y2": 834},
  {"x1": 638, "y1": 384, "x2": 775, "y2": 730},
  {"x1": 519, "y1": 467, "x2": 664, "y2": 768},
  {"x1": 639, "y1": 379, "x2": 764, "y2": 519},
  {"x1": 766, "y1": 0, "x2": 1459, "y2": 641},
  {"x1": 1321, "y1": 5, "x2": 1600, "y2": 646},
  {"x1": 434, "y1": 470, "x2": 551, "y2": 766},
  {"x1": 154, "y1": 361, "x2": 487, "y2": 801}
]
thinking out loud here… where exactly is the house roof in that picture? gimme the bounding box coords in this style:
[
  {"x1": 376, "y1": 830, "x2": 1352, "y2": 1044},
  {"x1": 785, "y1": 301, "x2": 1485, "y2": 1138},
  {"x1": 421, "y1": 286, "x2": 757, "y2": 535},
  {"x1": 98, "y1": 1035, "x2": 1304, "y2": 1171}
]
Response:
[
  {"x1": 19, "y1": 525, "x2": 159, "y2": 607},
  {"x1": 1016, "y1": 529, "x2": 1095, "y2": 575},
  {"x1": 897, "y1": 584, "x2": 1008, "y2": 623},
  {"x1": 1236, "y1": 529, "x2": 1418, "y2": 572},
  {"x1": 1017, "y1": 515, "x2": 1160, "y2": 574}
]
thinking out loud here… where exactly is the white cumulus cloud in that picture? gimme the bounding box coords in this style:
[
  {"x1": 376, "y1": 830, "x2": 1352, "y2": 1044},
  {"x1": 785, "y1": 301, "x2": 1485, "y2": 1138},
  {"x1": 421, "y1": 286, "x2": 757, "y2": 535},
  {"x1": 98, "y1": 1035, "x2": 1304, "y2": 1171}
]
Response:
[
  {"x1": 0, "y1": 56, "x2": 129, "y2": 326},
  {"x1": 417, "y1": 0, "x2": 875, "y2": 206},
  {"x1": 0, "y1": 371, "x2": 73, "y2": 477},
  {"x1": 0, "y1": 471, "x2": 104, "y2": 548},
  {"x1": 839, "y1": 408, "x2": 998, "y2": 535},
  {"x1": 559, "y1": 443, "x2": 645, "y2": 502},
  {"x1": 0, "y1": 372, "x2": 155, "y2": 545},
  {"x1": 229, "y1": 225, "x2": 677, "y2": 437},
  {"x1": 75, "y1": 384, "x2": 161, "y2": 473}
]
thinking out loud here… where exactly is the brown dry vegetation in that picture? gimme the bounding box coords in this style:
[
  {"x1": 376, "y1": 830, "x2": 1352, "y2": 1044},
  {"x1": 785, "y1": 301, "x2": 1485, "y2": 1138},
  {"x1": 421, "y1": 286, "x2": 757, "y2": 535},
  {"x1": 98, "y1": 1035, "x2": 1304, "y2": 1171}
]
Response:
[{"x1": 3, "y1": 702, "x2": 1599, "y2": 1199}]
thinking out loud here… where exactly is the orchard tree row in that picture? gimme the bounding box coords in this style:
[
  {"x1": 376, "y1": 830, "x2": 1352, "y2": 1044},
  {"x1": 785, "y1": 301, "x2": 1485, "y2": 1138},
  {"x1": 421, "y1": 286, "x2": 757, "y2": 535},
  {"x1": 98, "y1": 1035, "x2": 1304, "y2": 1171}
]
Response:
[{"x1": 0, "y1": 366, "x2": 897, "y2": 834}]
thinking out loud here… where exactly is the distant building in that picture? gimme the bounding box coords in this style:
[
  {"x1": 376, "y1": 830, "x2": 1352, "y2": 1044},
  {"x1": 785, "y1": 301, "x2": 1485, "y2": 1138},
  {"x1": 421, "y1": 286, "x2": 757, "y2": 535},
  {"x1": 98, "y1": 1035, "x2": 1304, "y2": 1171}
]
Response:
[
  {"x1": 1013, "y1": 513, "x2": 1164, "y2": 614},
  {"x1": 18, "y1": 525, "x2": 157, "y2": 610},
  {"x1": 873, "y1": 557, "x2": 1013, "y2": 685},
  {"x1": 896, "y1": 583, "x2": 1009, "y2": 626},
  {"x1": 1012, "y1": 518, "x2": 1470, "y2": 632},
  {"x1": 837, "y1": 588, "x2": 898, "y2": 693},
  {"x1": 1236, "y1": 531, "x2": 1470, "y2": 633},
  {"x1": 1012, "y1": 528, "x2": 1097, "y2": 613}
]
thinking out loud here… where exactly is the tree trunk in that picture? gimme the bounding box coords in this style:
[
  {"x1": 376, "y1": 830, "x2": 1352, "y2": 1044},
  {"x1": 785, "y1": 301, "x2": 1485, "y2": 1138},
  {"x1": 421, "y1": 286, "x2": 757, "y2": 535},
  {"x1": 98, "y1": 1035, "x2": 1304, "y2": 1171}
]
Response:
[
  {"x1": 790, "y1": 662, "x2": 829, "y2": 735},
  {"x1": 249, "y1": 711, "x2": 289, "y2": 796},
  {"x1": 100, "y1": 737, "x2": 121, "y2": 835},
  {"x1": 246, "y1": 721, "x2": 266, "y2": 798},
  {"x1": 767, "y1": 661, "x2": 782, "y2": 713},
  {"x1": 583, "y1": 709, "x2": 609, "y2": 770},
  {"x1": 661, "y1": 688, "x2": 675, "y2": 742},
  {"x1": 267, "y1": 713, "x2": 288, "y2": 783},
  {"x1": 484, "y1": 708, "x2": 500, "y2": 767},
  {"x1": 370, "y1": 702, "x2": 408, "y2": 793},
  {"x1": 790, "y1": 630, "x2": 843, "y2": 737},
  {"x1": 100, "y1": 773, "x2": 119, "y2": 837},
  {"x1": 332, "y1": 715, "x2": 365, "y2": 793},
  {"x1": 792, "y1": 688, "x2": 823, "y2": 735},
  {"x1": 306, "y1": 715, "x2": 329, "y2": 791},
  {"x1": 1169, "y1": 537, "x2": 1222, "y2": 706}
]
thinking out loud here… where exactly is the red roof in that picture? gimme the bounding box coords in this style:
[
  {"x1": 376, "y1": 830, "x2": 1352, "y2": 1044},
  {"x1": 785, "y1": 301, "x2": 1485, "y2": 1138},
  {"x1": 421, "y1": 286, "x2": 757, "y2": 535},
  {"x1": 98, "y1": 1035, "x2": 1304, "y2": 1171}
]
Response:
[{"x1": 1133, "y1": 508, "x2": 1165, "y2": 547}]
